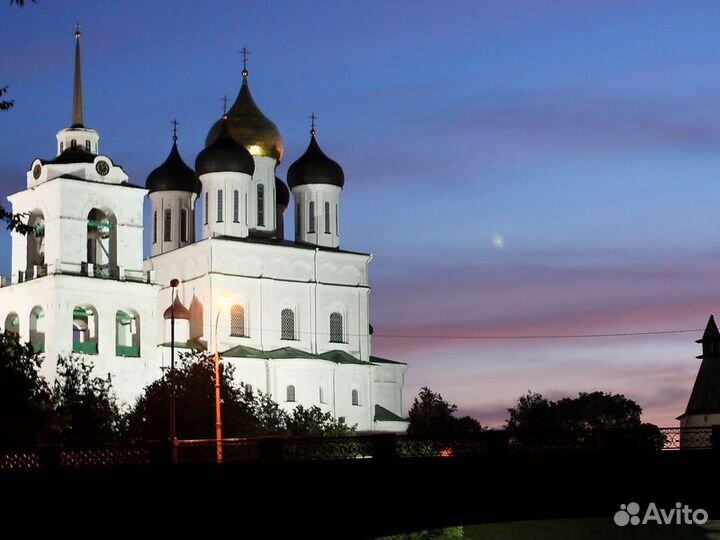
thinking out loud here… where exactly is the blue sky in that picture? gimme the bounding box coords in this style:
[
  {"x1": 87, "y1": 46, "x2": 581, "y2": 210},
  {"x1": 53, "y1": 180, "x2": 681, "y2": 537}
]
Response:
[{"x1": 3, "y1": 1, "x2": 720, "y2": 426}]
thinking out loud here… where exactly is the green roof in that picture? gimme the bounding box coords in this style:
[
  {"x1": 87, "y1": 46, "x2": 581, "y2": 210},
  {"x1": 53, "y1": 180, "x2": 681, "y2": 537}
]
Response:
[
  {"x1": 221, "y1": 345, "x2": 367, "y2": 364},
  {"x1": 318, "y1": 350, "x2": 367, "y2": 365},
  {"x1": 374, "y1": 404, "x2": 406, "y2": 423},
  {"x1": 370, "y1": 355, "x2": 406, "y2": 365}
]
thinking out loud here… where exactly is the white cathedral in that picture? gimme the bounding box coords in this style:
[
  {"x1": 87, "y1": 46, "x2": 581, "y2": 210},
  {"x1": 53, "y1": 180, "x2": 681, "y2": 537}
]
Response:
[{"x1": 0, "y1": 32, "x2": 408, "y2": 433}]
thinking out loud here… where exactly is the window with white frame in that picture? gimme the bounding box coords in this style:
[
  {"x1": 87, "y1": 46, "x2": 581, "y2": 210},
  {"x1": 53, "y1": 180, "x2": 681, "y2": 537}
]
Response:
[
  {"x1": 230, "y1": 304, "x2": 245, "y2": 337},
  {"x1": 329, "y1": 312, "x2": 344, "y2": 343},
  {"x1": 281, "y1": 308, "x2": 295, "y2": 340},
  {"x1": 286, "y1": 385, "x2": 296, "y2": 402}
]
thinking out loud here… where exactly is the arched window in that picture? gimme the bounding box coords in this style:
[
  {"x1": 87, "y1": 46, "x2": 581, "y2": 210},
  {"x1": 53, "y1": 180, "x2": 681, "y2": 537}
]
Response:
[
  {"x1": 217, "y1": 189, "x2": 223, "y2": 222},
  {"x1": 352, "y1": 389, "x2": 359, "y2": 406},
  {"x1": 87, "y1": 209, "x2": 116, "y2": 278},
  {"x1": 72, "y1": 305, "x2": 98, "y2": 354},
  {"x1": 4, "y1": 312, "x2": 19, "y2": 335},
  {"x1": 324, "y1": 202, "x2": 331, "y2": 234},
  {"x1": 308, "y1": 201, "x2": 315, "y2": 233},
  {"x1": 233, "y1": 190, "x2": 240, "y2": 223},
  {"x1": 281, "y1": 308, "x2": 295, "y2": 340},
  {"x1": 204, "y1": 192, "x2": 209, "y2": 225},
  {"x1": 116, "y1": 310, "x2": 140, "y2": 357},
  {"x1": 26, "y1": 209, "x2": 45, "y2": 278},
  {"x1": 230, "y1": 304, "x2": 245, "y2": 337},
  {"x1": 319, "y1": 386, "x2": 325, "y2": 404},
  {"x1": 85, "y1": 140, "x2": 91, "y2": 152},
  {"x1": 189, "y1": 295, "x2": 204, "y2": 340},
  {"x1": 29, "y1": 306, "x2": 45, "y2": 354},
  {"x1": 59, "y1": 142, "x2": 64, "y2": 153},
  {"x1": 329, "y1": 312, "x2": 344, "y2": 343},
  {"x1": 286, "y1": 385, "x2": 296, "y2": 402},
  {"x1": 257, "y1": 184, "x2": 265, "y2": 226},
  {"x1": 71, "y1": 139, "x2": 77, "y2": 148},
  {"x1": 164, "y1": 209, "x2": 172, "y2": 242},
  {"x1": 180, "y1": 209, "x2": 188, "y2": 243},
  {"x1": 152, "y1": 210, "x2": 157, "y2": 244}
]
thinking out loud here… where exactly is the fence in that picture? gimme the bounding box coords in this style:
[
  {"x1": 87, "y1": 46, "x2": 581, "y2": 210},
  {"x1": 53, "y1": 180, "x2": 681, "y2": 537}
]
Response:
[{"x1": 0, "y1": 426, "x2": 715, "y2": 472}]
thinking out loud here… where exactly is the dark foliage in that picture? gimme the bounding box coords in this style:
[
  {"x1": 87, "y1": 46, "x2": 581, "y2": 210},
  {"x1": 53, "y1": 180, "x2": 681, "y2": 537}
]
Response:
[
  {"x1": 506, "y1": 390, "x2": 664, "y2": 450},
  {"x1": 126, "y1": 350, "x2": 355, "y2": 441},
  {"x1": 408, "y1": 386, "x2": 484, "y2": 435},
  {"x1": 0, "y1": 331, "x2": 52, "y2": 448},
  {"x1": 50, "y1": 355, "x2": 124, "y2": 446}
]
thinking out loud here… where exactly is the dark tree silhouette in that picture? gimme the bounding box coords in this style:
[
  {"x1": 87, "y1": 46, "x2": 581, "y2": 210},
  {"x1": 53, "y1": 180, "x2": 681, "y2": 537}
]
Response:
[
  {"x1": 0, "y1": 330, "x2": 52, "y2": 449},
  {"x1": 126, "y1": 350, "x2": 354, "y2": 441},
  {"x1": 408, "y1": 387, "x2": 484, "y2": 435},
  {"x1": 50, "y1": 355, "x2": 123, "y2": 446},
  {"x1": 506, "y1": 390, "x2": 664, "y2": 450}
]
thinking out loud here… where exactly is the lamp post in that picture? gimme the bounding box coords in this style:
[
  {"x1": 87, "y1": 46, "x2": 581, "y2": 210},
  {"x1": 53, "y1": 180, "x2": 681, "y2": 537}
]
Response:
[
  {"x1": 169, "y1": 278, "x2": 179, "y2": 465},
  {"x1": 213, "y1": 299, "x2": 230, "y2": 464}
]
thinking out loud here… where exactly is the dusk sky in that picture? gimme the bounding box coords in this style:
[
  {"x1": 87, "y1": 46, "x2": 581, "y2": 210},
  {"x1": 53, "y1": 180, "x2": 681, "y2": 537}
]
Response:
[{"x1": 3, "y1": 1, "x2": 720, "y2": 427}]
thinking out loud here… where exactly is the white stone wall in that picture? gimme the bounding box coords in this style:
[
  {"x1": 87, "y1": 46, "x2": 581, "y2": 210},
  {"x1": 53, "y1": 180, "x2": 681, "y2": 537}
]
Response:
[{"x1": 292, "y1": 184, "x2": 341, "y2": 248}]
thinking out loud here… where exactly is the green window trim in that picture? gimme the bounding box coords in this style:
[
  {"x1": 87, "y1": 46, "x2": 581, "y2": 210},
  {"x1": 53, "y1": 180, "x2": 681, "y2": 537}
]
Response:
[
  {"x1": 116, "y1": 344, "x2": 140, "y2": 357},
  {"x1": 72, "y1": 341, "x2": 98, "y2": 355}
]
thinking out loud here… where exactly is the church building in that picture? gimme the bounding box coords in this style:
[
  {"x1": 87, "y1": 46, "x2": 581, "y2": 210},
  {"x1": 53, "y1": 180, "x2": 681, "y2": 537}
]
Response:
[{"x1": 0, "y1": 31, "x2": 408, "y2": 433}]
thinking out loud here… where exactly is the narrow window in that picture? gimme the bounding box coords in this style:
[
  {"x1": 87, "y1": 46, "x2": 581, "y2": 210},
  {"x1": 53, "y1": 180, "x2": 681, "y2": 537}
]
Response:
[
  {"x1": 257, "y1": 184, "x2": 265, "y2": 227},
  {"x1": 324, "y1": 202, "x2": 331, "y2": 234},
  {"x1": 217, "y1": 190, "x2": 223, "y2": 222},
  {"x1": 85, "y1": 140, "x2": 91, "y2": 152},
  {"x1": 71, "y1": 139, "x2": 77, "y2": 148},
  {"x1": 152, "y1": 211, "x2": 157, "y2": 244},
  {"x1": 204, "y1": 192, "x2": 209, "y2": 225},
  {"x1": 281, "y1": 308, "x2": 295, "y2": 340},
  {"x1": 233, "y1": 190, "x2": 240, "y2": 223},
  {"x1": 180, "y1": 209, "x2": 188, "y2": 243},
  {"x1": 230, "y1": 304, "x2": 245, "y2": 337},
  {"x1": 60, "y1": 142, "x2": 64, "y2": 153},
  {"x1": 319, "y1": 386, "x2": 325, "y2": 404},
  {"x1": 164, "y1": 209, "x2": 172, "y2": 242},
  {"x1": 308, "y1": 201, "x2": 315, "y2": 233},
  {"x1": 286, "y1": 385, "x2": 296, "y2": 402},
  {"x1": 330, "y1": 312, "x2": 343, "y2": 343},
  {"x1": 352, "y1": 389, "x2": 359, "y2": 406}
]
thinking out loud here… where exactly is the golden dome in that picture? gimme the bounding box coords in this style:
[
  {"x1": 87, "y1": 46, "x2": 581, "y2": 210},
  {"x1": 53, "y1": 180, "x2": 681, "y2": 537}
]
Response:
[{"x1": 205, "y1": 72, "x2": 283, "y2": 162}]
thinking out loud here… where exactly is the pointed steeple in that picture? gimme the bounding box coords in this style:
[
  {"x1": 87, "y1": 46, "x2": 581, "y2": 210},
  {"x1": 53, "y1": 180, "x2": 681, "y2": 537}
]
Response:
[
  {"x1": 71, "y1": 24, "x2": 84, "y2": 128},
  {"x1": 679, "y1": 315, "x2": 720, "y2": 419}
]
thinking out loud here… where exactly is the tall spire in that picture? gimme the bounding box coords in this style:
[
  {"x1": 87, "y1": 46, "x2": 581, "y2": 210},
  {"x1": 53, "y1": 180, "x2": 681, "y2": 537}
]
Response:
[{"x1": 72, "y1": 23, "x2": 84, "y2": 128}]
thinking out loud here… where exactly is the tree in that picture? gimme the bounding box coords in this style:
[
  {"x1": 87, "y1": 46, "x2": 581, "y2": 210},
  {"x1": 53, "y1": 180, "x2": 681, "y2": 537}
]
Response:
[
  {"x1": 0, "y1": 330, "x2": 52, "y2": 448},
  {"x1": 125, "y1": 350, "x2": 355, "y2": 442},
  {"x1": 408, "y1": 387, "x2": 484, "y2": 435},
  {"x1": 50, "y1": 355, "x2": 124, "y2": 446},
  {"x1": 285, "y1": 404, "x2": 355, "y2": 437},
  {"x1": 506, "y1": 390, "x2": 664, "y2": 450}
]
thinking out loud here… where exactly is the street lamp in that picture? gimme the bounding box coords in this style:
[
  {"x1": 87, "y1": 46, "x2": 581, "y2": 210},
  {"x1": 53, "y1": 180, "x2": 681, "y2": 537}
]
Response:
[
  {"x1": 169, "y1": 278, "x2": 179, "y2": 465},
  {"x1": 213, "y1": 297, "x2": 231, "y2": 464}
]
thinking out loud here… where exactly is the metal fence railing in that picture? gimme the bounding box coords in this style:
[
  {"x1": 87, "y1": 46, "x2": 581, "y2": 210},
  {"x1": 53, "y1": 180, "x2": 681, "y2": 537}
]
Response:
[{"x1": 0, "y1": 426, "x2": 715, "y2": 472}]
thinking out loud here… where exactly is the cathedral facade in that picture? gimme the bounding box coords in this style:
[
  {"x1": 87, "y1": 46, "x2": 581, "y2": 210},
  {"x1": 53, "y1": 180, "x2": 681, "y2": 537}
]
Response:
[{"x1": 0, "y1": 32, "x2": 408, "y2": 433}]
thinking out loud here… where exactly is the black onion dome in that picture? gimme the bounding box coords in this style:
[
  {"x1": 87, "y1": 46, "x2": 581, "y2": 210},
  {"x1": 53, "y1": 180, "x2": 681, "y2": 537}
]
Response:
[
  {"x1": 41, "y1": 146, "x2": 96, "y2": 165},
  {"x1": 146, "y1": 141, "x2": 200, "y2": 194},
  {"x1": 196, "y1": 118, "x2": 255, "y2": 176},
  {"x1": 275, "y1": 176, "x2": 290, "y2": 207},
  {"x1": 287, "y1": 133, "x2": 344, "y2": 189}
]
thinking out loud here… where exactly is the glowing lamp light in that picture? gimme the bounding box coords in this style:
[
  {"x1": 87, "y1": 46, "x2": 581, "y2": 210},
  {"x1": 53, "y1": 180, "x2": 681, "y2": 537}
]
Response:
[
  {"x1": 439, "y1": 448, "x2": 454, "y2": 458},
  {"x1": 218, "y1": 296, "x2": 232, "y2": 309},
  {"x1": 248, "y1": 145, "x2": 261, "y2": 156}
]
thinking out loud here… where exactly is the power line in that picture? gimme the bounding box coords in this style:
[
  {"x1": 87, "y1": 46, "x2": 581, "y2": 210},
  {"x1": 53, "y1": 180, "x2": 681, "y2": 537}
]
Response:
[{"x1": 372, "y1": 328, "x2": 704, "y2": 340}]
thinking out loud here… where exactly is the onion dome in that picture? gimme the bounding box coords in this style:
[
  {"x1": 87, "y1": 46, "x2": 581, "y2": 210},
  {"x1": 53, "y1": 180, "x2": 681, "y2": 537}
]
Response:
[
  {"x1": 287, "y1": 130, "x2": 345, "y2": 189},
  {"x1": 163, "y1": 296, "x2": 191, "y2": 320},
  {"x1": 205, "y1": 72, "x2": 283, "y2": 161},
  {"x1": 146, "y1": 138, "x2": 200, "y2": 194},
  {"x1": 275, "y1": 176, "x2": 290, "y2": 207},
  {"x1": 196, "y1": 117, "x2": 255, "y2": 176}
]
